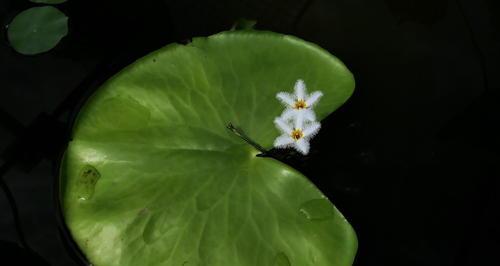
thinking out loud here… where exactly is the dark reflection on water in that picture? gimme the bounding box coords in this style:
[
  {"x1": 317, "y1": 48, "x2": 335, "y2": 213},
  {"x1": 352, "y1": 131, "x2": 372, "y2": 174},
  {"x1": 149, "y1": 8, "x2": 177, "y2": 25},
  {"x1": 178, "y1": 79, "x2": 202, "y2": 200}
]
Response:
[
  {"x1": 0, "y1": 240, "x2": 50, "y2": 266},
  {"x1": 385, "y1": 0, "x2": 448, "y2": 25}
]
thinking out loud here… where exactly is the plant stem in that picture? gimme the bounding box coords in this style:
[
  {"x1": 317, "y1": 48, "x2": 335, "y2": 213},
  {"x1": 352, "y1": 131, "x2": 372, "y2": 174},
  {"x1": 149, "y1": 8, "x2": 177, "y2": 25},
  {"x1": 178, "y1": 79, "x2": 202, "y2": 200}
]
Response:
[{"x1": 226, "y1": 123, "x2": 268, "y2": 155}]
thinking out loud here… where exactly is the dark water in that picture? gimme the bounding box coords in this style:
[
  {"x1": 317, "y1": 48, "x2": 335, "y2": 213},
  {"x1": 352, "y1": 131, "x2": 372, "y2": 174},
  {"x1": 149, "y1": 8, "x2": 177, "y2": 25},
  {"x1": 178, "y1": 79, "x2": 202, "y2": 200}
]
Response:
[{"x1": 1, "y1": 0, "x2": 499, "y2": 265}]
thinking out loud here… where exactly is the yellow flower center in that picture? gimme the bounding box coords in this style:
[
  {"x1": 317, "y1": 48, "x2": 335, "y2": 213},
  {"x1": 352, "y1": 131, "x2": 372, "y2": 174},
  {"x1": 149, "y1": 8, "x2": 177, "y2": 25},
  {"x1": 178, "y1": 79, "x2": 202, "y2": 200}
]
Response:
[
  {"x1": 290, "y1": 129, "x2": 304, "y2": 140},
  {"x1": 294, "y1": 99, "x2": 307, "y2": 109}
]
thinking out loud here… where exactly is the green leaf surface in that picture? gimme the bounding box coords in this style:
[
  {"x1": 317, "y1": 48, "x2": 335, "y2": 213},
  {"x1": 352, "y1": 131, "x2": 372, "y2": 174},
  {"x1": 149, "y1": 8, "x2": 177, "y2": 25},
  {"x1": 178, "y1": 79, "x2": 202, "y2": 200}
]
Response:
[
  {"x1": 30, "y1": 0, "x2": 67, "y2": 4},
  {"x1": 7, "y1": 6, "x2": 68, "y2": 55},
  {"x1": 61, "y1": 31, "x2": 357, "y2": 266}
]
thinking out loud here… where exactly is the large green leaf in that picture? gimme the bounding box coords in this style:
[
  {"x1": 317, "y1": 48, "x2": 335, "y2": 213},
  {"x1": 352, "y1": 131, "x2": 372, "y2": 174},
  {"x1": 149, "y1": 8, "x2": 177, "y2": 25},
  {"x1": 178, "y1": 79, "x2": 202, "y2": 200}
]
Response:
[{"x1": 60, "y1": 31, "x2": 357, "y2": 266}]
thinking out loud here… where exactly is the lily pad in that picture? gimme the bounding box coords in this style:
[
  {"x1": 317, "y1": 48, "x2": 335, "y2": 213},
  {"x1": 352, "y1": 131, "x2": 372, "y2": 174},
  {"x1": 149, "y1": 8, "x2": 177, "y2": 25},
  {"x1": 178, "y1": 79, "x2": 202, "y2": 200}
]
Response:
[
  {"x1": 7, "y1": 6, "x2": 68, "y2": 55},
  {"x1": 60, "y1": 31, "x2": 357, "y2": 266}
]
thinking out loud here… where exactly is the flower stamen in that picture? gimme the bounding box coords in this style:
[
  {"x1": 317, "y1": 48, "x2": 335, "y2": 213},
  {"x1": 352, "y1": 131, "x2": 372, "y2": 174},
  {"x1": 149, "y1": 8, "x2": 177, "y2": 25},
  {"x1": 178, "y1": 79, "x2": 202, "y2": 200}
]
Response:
[
  {"x1": 294, "y1": 99, "x2": 307, "y2": 109},
  {"x1": 290, "y1": 129, "x2": 304, "y2": 140}
]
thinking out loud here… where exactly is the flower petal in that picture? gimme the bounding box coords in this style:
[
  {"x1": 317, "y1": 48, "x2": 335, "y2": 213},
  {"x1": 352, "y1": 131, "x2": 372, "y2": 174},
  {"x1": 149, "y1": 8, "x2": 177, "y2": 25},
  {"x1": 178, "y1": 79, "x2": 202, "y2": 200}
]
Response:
[
  {"x1": 294, "y1": 110, "x2": 305, "y2": 129},
  {"x1": 294, "y1": 138, "x2": 310, "y2": 155},
  {"x1": 274, "y1": 117, "x2": 292, "y2": 134},
  {"x1": 303, "y1": 109, "x2": 316, "y2": 121},
  {"x1": 294, "y1": 79, "x2": 306, "y2": 100},
  {"x1": 303, "y1": 121, "x2": 321, "y2": 139},
  {"x1": 280, "y1": 108, "x2": 296, "y2": 121},
  {"x1": 306, "y1": 91, "x2": 323, "y2": 106},
  {"x1": 274, "y1": 134, "x2": 294, "y2": 148},
  {"x1": 276, "y1": 92, "x2": 295, "y2": 107}
]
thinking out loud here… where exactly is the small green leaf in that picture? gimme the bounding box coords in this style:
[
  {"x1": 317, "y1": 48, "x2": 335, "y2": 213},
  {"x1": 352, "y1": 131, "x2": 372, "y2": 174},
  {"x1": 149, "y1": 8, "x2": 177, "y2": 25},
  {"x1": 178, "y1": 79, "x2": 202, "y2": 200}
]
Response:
[
  {"x1": 7, "y1": 6, "x2": 68, "y2": 55},
  {"x1": 75, "y1": 165, "x2": 101, "y2": 201},
  {"x1": 61, "y1": 31, "x2": 357, "y2": 266},
  {"x1": 30, "y1": 0, "x2": 68, "y2": 4}
]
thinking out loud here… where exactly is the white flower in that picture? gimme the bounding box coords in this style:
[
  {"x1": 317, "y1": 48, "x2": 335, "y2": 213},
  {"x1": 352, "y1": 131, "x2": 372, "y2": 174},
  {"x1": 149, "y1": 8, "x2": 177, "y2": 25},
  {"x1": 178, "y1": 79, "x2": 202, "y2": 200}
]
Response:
[
  {"x1": 273, "y1": 112, "x2": 321, "y2": 155},
  {"x1": 279, "y1": 108, "x2": 316, "y2": 123},
  {"x1": 276, "y1": 79, "x2": 323, "y2": 122}
]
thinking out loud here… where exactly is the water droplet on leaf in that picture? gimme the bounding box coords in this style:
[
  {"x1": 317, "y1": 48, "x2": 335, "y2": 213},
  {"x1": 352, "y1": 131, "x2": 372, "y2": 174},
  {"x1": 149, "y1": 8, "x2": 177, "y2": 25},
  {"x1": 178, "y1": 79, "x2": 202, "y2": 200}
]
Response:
[
  {"x1": 273, "y1": 252, "x2": 291, "y2": 266},
  {"x1": 76, "y1": 165, "x2": 100, "y2": 201}
]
